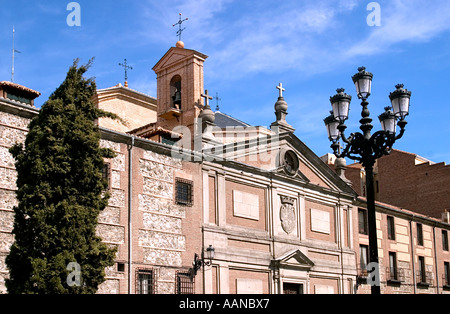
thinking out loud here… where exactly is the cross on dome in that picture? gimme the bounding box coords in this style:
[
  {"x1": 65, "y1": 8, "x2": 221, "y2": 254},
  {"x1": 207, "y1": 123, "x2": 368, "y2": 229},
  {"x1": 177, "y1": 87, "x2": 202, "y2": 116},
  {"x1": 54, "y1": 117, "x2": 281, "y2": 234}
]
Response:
[
  {"x1": 277, "y1": 83, "x2": 285, "y2": 98},
  {"x1": 201, "y1": 90, "x2": 213, "y2": 108}
]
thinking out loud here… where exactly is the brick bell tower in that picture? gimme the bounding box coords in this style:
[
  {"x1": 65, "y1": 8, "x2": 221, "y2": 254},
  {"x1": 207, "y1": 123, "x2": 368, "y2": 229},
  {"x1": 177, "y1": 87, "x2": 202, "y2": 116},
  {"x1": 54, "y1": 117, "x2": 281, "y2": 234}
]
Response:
[{"x1": 152, "y1": 40, "x2": 208, "y2": 150}]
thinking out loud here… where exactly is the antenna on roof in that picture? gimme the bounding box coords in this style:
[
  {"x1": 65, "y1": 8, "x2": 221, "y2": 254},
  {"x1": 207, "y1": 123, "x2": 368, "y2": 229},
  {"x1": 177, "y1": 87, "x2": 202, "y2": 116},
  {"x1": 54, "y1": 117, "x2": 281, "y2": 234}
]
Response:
[{"x1": 11, "y1": 26, "x2": 21, "y2": 83}]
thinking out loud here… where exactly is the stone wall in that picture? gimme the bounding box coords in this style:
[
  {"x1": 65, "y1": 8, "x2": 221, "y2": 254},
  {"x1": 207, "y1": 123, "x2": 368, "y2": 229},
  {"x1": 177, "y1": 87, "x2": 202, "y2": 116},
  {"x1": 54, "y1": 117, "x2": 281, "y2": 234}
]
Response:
[
  {"x1": 0, "y1": 110, "x2": 31, "y2": 293},
  {"x1": 0, "y1": 107, "x2": 192, "y2": 294},
  {"x1": 97, "y1": 139, "x2": 126, "y2": 294},
  {"x1": 138, "y1": 150, "x2": 186, "y2": 294},
  {"x1": 0, "y1": 117, "x2": 130, "y2": 294}
]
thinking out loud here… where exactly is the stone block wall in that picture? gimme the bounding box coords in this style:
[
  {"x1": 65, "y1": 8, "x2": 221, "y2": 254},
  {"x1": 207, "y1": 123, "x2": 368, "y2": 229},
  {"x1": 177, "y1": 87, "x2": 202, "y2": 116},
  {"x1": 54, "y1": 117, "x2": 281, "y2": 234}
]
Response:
[
  {"x1": 137, "y1": 149, "x2": 187, "y2": 294},
  {"x1": 0, "y1": 109, "x2": 199, "y2": 294},
  {"x1": 97, "y1": 139, "x2": 127, "y2": 294},
  {"x1": 0, "y1": 111, "x2": 31, "y2": 293}
]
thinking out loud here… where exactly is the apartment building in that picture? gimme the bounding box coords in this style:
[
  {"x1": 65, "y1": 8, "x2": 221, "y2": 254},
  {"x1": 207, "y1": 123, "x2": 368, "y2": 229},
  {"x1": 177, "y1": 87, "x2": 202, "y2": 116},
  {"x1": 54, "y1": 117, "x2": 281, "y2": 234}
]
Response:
[{"x1": 354, "y1": 197, "x2": 450, "y2": 294}]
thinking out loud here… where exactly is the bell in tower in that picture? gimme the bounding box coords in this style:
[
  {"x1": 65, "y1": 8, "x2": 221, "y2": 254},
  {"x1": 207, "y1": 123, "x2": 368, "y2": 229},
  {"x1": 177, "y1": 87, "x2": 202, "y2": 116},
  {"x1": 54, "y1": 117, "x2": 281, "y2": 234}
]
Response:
[
  {"x1": 170, "y1": 76, "x2": 182, "y2": 109},
  {"x1": 172, "y1": 87, "x2": 182, "y2": 109}
]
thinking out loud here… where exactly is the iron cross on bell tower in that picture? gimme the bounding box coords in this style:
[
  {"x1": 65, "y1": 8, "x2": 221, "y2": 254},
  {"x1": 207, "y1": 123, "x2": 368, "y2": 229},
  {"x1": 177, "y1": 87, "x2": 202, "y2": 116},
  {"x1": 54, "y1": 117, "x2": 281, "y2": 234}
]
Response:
[
  {"x1": 119, "y1": 59, "x2": 133, "y2": 87},
  {"x1": 173, "y1": 13, "x2": 188, "y2": 48},
  {"x1": 173, "y1": 13, "x2": 188, "y2": 41}
]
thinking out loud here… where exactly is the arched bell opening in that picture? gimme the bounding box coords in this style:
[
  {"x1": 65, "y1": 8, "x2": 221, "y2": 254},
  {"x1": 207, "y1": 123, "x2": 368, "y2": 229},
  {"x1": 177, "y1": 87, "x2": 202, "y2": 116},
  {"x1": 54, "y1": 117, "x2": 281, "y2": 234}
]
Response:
[{"x1": 170, "y1": 75, "x2": 182, "y2": 109}]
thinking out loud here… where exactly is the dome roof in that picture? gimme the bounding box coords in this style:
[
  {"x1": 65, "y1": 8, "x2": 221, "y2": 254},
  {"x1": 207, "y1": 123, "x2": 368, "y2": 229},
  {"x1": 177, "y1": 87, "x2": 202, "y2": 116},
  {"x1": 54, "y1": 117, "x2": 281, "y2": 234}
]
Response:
[
  {"x1": 275, "y1": 97, "x2": 288, "y2": 112},
  {"x1": 199, "y1": 105, "x2": 215, "y2": 124}
]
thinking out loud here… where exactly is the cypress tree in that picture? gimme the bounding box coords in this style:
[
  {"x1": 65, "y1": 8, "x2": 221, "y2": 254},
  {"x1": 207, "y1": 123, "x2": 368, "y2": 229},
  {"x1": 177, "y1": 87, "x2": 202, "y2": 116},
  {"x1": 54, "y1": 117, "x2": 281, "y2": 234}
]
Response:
[{"x1": 6, "y1": 59, "x2": 117, "y2": 294}]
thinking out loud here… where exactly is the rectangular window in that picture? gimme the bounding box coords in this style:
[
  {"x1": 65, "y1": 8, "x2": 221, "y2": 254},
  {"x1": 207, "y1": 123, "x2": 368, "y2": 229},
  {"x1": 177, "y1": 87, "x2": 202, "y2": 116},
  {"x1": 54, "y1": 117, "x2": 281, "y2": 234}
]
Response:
[
  {"x1": 444, "y1": 262, "x2": 450, "y2": 287},
  {"x1": 417, "y1": 223, "x2": 424, "y2": 246},
  {"x1": 418, "y1": 256, "x2": 426, "y2": 284},
  {"x1": 387, "y1": 216, "x2": 395, "y2": 240},
  {"x1": 443, "y1": 230, "x2": 449, "y2": 251},
  {"x1": 176, "y1": 178, "x2": 193, "y2": 207},
  {"x1": 176, "y1": 271, "x2": 195, "y2": 294},
  {"x1": 358, "y1": 209, "x2": 368, "y2": 235},
  {"x1": 137, "y1": 270, "x2": 154, "y2": 294},
  {"x1": 7, "y1": 92, "x2": 32, "y2": 105},
  {"x1": 161, "y1": 135, "x2": 178, "y2": 146},
  {"x1": 360, "y1": 245, "x2": 369, "y2": 272},
  {"x1": 388, "y1": 252, "x2": 398, "y2": 281}
]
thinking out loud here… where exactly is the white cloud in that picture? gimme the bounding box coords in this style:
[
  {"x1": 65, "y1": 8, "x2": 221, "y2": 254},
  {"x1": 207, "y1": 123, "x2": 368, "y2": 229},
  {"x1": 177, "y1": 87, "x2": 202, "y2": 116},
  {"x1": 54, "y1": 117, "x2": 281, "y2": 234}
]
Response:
[
  {"x1": 199, "y1": 0, "x2": 360, "y2": 78},
  {"x1": 346, "y1": 0, "x2": 450, "y2": 58},
  {"x1": 337, "y1": 0, "x2": 359, "y2": 11},
  {"x1": 138, "y1": 0, "x2": 234, "y2": 48},
  {"x1": 136, "y1": 0, "x2": 450, "y2": 82}
]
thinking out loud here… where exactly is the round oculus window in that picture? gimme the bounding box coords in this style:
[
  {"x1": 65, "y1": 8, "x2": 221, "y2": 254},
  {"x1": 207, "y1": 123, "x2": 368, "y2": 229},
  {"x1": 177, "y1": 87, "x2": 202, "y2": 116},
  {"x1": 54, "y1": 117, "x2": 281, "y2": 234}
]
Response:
[{"x1": 283, "y1": 150, "x2": 299, "y2": 176}]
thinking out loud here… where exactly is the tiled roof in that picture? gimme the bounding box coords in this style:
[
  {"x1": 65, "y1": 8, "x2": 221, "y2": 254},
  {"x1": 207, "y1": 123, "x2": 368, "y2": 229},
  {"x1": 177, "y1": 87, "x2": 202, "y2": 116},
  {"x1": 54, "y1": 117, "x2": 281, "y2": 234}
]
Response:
[
  {"x1": 0, "y1": 81, "x2": 41, "y2": 97},
  {"x1": 214, "y1": 111, "x2": 252, "y2": 128},
  {"x1": 128, "y1": 122, "x2": 181, "y2": 139}
]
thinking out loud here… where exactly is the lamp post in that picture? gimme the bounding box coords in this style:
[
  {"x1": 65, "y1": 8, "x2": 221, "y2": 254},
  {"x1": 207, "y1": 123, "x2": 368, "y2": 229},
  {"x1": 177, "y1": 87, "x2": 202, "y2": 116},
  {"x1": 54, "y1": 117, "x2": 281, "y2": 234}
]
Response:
[
  {"x1": 192, "y1": 245, "x2": 215, "y2": 277},
  {"x1": 324, "y1": 67, "x2": 411, "y2": 294}
]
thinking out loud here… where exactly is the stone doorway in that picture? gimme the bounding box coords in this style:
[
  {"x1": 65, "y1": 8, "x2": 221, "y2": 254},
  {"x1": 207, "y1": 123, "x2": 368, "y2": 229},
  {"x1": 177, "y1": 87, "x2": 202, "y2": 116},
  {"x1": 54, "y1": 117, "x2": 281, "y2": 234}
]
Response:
[{"x1": 283, "y1": 283, "x2": 304, "y2": 294}]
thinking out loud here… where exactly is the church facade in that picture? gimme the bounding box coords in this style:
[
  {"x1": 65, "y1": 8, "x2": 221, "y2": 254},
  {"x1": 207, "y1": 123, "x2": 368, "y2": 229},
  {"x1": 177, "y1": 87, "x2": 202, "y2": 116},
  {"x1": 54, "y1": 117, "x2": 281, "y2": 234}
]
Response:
[{"x1": 1, "y1": 43, "x2": 450, "y2": 294}]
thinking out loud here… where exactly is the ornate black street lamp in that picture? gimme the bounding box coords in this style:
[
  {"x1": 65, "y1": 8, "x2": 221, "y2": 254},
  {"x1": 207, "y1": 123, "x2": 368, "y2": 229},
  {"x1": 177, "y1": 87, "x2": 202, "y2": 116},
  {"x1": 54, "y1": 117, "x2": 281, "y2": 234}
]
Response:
[
  {"x1": 192, "y1": 245, "x2": 215, "y2": 277},
  {"x1": 324, "y1": 67, "x2": 411, "y2": 294}
]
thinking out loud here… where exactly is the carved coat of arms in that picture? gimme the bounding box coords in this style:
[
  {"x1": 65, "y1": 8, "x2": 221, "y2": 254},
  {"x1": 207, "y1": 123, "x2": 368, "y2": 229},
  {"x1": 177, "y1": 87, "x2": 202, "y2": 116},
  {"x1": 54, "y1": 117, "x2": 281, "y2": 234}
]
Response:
[{"x1": 280, "y1": 196, "x2": 296, "y2": 234}]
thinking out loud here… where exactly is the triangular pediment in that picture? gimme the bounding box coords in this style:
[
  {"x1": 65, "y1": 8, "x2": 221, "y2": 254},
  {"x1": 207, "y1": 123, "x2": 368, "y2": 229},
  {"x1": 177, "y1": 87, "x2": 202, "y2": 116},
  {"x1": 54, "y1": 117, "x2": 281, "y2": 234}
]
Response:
[
  {"x1": 152, "y1": 47, "x2": 208, "y2": 73},
  {"x1": 281, "y1": 133, "x2": 355, "y2": 194},
  {"x1": 272, "y1": 249, "x2": 314, "y2": 269},
  {"x1": 204, "y1": 131, "x2": 355, "y2": 195}
]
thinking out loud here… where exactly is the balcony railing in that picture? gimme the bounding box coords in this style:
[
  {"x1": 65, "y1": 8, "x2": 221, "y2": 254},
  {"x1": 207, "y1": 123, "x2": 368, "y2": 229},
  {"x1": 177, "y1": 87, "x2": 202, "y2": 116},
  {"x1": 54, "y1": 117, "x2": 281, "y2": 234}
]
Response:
[
  {"x1": 386, "y1": 267, "x2": 406, "y2": 283},
  {"x1": 416, "y1": 271, "x2": 434, "y2": 287},
  {"x1": 442, "y1": 274, "x2": 450, "y2": 289},
  {"x1": 356, "y1": 266, "x2": 369, "y2": 285}
]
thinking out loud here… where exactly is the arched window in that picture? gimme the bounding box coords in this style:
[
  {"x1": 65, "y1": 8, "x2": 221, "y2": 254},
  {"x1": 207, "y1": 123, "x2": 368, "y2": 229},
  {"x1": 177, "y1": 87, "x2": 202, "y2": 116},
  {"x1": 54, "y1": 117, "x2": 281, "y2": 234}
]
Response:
[{"x1": 170, "y1": 75, "x2": 182, "y2": 109}]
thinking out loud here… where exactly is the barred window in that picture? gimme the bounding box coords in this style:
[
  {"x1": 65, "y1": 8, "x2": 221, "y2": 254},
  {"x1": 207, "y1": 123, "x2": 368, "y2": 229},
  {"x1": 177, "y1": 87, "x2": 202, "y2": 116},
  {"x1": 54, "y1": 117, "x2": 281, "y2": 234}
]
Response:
[
  {"x1": 176, "y1": 271, "x2": 195, "y2": 294},
  {"x1": 137, "y1": 269, "x2": 155, "y2": 294},
  {"x1": 176, "y1": 178, "x2": 193, "y2": 207}
]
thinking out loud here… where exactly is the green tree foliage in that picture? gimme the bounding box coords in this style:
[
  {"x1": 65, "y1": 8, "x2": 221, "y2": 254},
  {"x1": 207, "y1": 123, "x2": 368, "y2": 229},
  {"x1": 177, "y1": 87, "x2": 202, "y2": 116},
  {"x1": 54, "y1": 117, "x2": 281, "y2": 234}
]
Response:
[{"x1": 6, "y1": 59, "x2": 118, "y2": 294}]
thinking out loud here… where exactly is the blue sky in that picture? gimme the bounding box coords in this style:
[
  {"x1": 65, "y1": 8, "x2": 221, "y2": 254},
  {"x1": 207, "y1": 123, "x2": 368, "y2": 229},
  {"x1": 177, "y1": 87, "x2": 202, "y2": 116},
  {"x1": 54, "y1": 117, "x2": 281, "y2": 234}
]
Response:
[{"x1": 2, "y1": 0, "x2": 450, "y2": 163}]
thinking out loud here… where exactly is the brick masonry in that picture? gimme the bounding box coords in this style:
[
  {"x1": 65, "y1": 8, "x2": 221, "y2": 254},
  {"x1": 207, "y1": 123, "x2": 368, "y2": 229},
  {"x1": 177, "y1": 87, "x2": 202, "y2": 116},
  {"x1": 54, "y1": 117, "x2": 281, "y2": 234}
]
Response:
[{"x1": 2, "y1": 42, "x2": 450, "y2": 295}]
